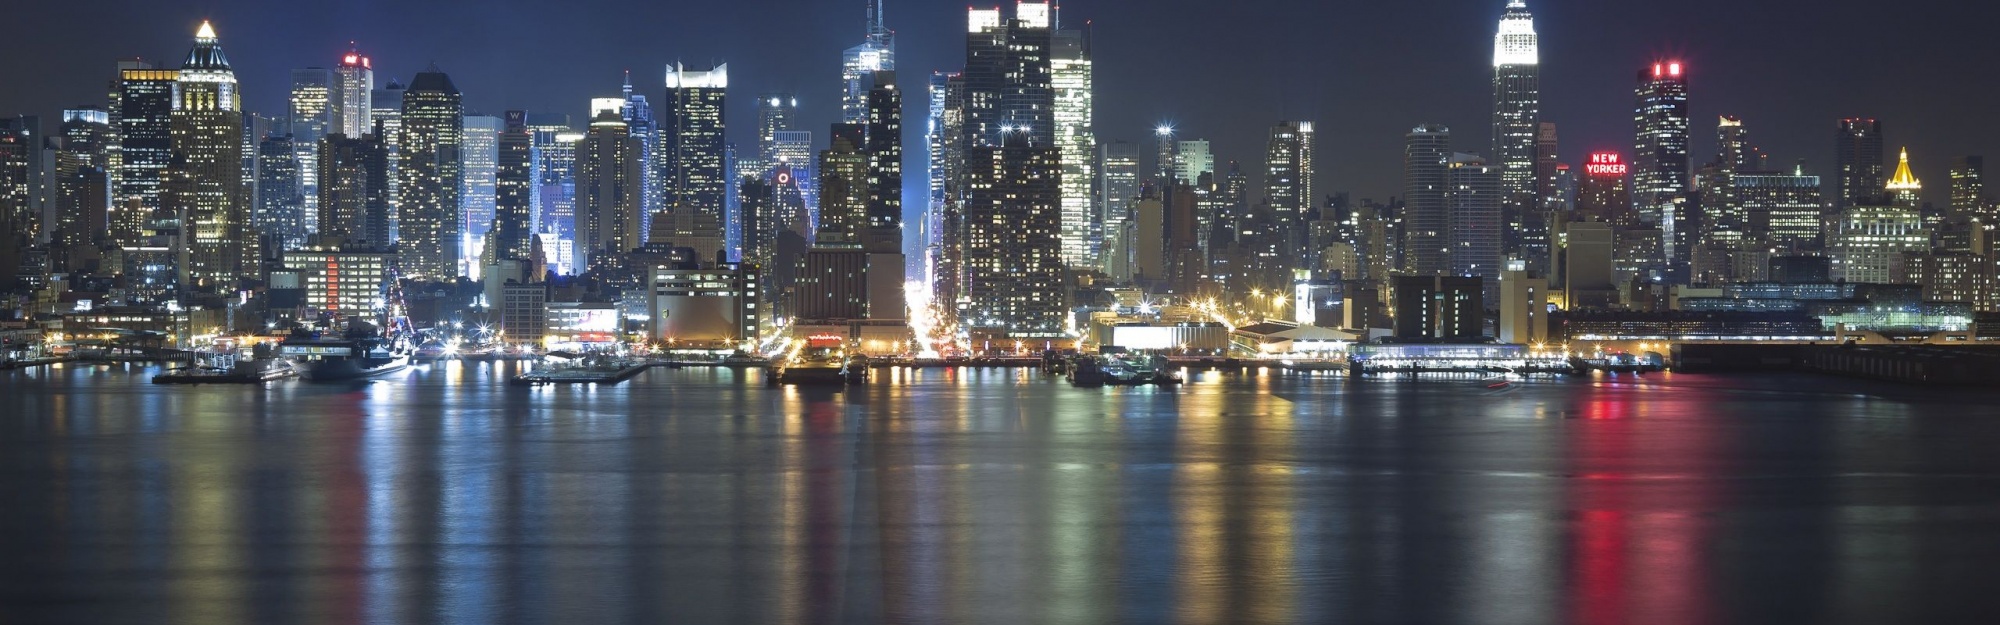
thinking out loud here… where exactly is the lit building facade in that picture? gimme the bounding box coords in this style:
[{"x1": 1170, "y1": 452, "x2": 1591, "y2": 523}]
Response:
[
  {"x1": 1265, "y1": 121, "x2": 1315, "y2": 256},
  {"x1": 289, "y1": 67, "x2": 335, "y2": 236},
  {"x1": 1492, "y1": 0, "x2": 1542, "y2": 268},
  {"x1": 663, "y1": 63, "x2": 728, "y2": 237},
  {"x1": 1052, "y1": 28, "x2": 1095, "y2": 268},
  {"x1": 280, "y1": 249, "x2": 394, "y2": 321},
  {"x1": 1633, "y1": 61, "x2": 1690, "y2": 275},
  {"x1": 397, "y1": 65, "x2": 464, "y2": 280},
  {"x1": 170, "y1": 21, "x2": 252, "y2": 289},
  {"x1": 461, "y1": 114, "x2": 502, "y2": 258},
  {"x1": 961, "y1": 131, "x2": 1065, "y2": 335},
  {"x1": 114, "y1": 62, "x2": 177, "y2": 245},
  {"x1": 334, "y1": 48, "x2": 374, "y2": 138},
  {"x1": 494, "y1": 111, "x2": 538, "y2": 264},
  {"x1": 575, "y1": 110, "x2": 642, "y2": 271},
  {"x1": 842, "y1": 0, "x2": 896, "y2": 124},
  {"x1": 1830, "y1": 204, "x2": 1927, "y2": 284},
  {"x1": 1097, "y1": 140, "x2": 1139, "y2": 277}
]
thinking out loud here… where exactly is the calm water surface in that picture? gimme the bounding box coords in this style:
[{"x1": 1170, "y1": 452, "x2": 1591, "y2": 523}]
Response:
[{"x1": 3, "y1": 362, "x2": 2000, "y2": 624}]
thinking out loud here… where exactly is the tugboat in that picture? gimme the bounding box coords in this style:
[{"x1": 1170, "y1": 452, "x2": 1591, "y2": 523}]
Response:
[
  {"x1": 281, "y1": 321, "x2": 412, "y2": 382},
  {"x1": 1067, "y1": 355, "x2": 1106, "y2": 387}
]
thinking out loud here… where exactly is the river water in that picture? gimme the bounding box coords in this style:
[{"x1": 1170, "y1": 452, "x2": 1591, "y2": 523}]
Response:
[{"x1": 2, "y1": 362, "x2": 1998, "y2": 624}]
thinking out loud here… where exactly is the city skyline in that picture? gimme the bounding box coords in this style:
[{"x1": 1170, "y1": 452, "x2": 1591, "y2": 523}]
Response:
[{"x1": 1, "y1": 0, "x2": 1993, "y2": 212}]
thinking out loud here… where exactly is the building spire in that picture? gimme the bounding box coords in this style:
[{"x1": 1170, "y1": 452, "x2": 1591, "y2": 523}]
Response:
[
  {"x1": 1888, "y1": 147, "x2": 1922, "y2": 190},
  {"x1": 622, "y1": 69, "x2": 633, "y2": 97},
  {"x1": 196, "y1": 20, "x2": 217, "y2": 41},
  {"x1": 867, "y1": 0, "x2": 887, "y2": 38}
]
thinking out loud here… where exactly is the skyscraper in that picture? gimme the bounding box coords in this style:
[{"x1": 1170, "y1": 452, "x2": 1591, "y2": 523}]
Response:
[
  {"x1": 771, "y1": 129, "x2": 815, "y2": 230},
  {"x1": 962, "y1": 130, "x2": 1065, "y2": 335},
  {"x1": 1532, "y1": 122, "x2": 1561, "y2": 273},
  {"x1": 1739, "y1": 166, "x2": 1824, "y2": 253},
  {"x1": 1265, "y1": 121, "x2": 1315, "y2": 256},
  {"x1": 576, "y1": 109, "x2": 642, "y2": 271},
  {"x1": 254, "y1": 135, "x2": 303, "y2": 250},
  {"x1": 334, "y1": 47, "x2": 374, "y2": 138},
  {"x1": 663, "y1": 63, "x2": 727, "y2": 233},
  {"x1": 527, "y1": 114, "x2": 576, "y2": 236},
  {"x1": 1447, "y1": 153, "x2": 1503, "y2": 286},
  {"x1": 755, "y1": 92, "x2": 797, "y2": 173},
  {"x1": 317, "y1": 133, "x2": 391, "y2": 249},
  {"x1": 398, "y1": 65, "x2": 464, "y2": 280},
  {"x1": 1052, "y1": 27, "x2": 1095, "y2": 269},
  {"x1": 816, "y1": 124, "x2": 869, "y2": 246},
  {"x1": 1950, "y1": 156, "x2": 1987, "y2": 219},
  {"x1": 1835, "y1": 118, "x2": 1885, "y2": 213},
  {"x1": 1633, "y1": 61, "x2": 1690, "y2": 276},
  {"x1": 864, "y1": 72, "x2": 902, "y2": 252},
  {"x1": 619, "y1": 72, "x2": 661, "y2": 227},
  {"x1": 53, "y1": 109, "x2": 114, "y2": 261},
  {"x1": 1492, "y1": 0, "x2": 1541, "y2": 264},
  {"x1": 842, "y1": 0, "x2": 895, "y2": 124},
  {"x1": 1097, "y1": 140, "x2": 1139, "y2": 277},
  {"x1": 963, "y1": 3, "x2": 1054, "y2": 148},
  {"x1": 1404, "y1": 124, "x2": 1453, "y2": 275},
  {"x1": 494, "y1": 110, "x2": 537, "y2": 264},
  {"x1": 461, "y1": 114, "x2": 501, "y2": 257},
  {"x1": 290, "y1": 68, "x2": 336, "y2": 237},
  {"x1": 1175, "y1": 140, "x2": 1213, "y2": 187},
  {"x1": 370, "y1": 79, "x2": 405, "y2": 238},
  {"x1": 0, "y1": 120, "x2": 34, "y2": 285},
  {"x1": 169, "y1": 21, "x2": 251, "y2": 289},
  {"x1": 113, "y1": 60, "x2": 177, "y2": 245}
]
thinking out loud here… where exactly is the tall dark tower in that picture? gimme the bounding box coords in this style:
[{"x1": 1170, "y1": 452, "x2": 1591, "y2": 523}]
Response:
[
  {"x1": 114, "y1": 60, "x2": 178, "y2": 246},
  {"x1": 576, "y1": 109, "x2": 642, "y2": 271},
  {"x1": 1835, "y1": 118, "x2": 1885, "y2": 212},
  {"x1": 1632, "y1": 61, "x2": 1690, "y2": 276},
  {"x1": 663, "y1": 63, "x2": 728, "y2": 236},
  {"x1": 1404, "y1": 124, "x2": 1453, "y2": 276},
  {"x1": 399, "y1": 64, "x2": 464, "y2": 280},
  {"x1": 864, "y1": 71, "x2": 902, "y2": 253},
  {"x1": 494, "y1": 110, "x2": 537, "y2": 263},
  {"x1": 1492, "y1": 0, "x2": 1542, "y2": 268},
  {"x1": 169, "y1": 21, "x2": 251, "y2": 289},
  {"x1": 963, "y1": 4, "x2": 1054, "y2": 149},
  {"x1": 316, "y1": 133, "x2": 391, "y2": 249}
]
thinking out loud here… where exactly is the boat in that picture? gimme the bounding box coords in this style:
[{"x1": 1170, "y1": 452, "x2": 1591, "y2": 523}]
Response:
[
  {"x1": 1067, "y1": 356, "x2": 1106, "y2": 387},
  {"x1": 1102, "y1": 353, "x2": 1183, "y2": 386},
  {"x1": 772, "y1": 335, "x2": 853, "y2": 386},
  {"x1": 281, "y1": 321, "x2": 412, "y2": 382},
  {"x1": 843, "y1": 355, "x2": 870, "y2": 384},
  {"x1": 153, "y1": 342, "x2": 296, "y2": 384}
]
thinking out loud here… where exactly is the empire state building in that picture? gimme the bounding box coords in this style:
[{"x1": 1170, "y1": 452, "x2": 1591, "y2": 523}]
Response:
[{"x1": 1492, "y1": 0, "x2": 1542, "y2": 269}]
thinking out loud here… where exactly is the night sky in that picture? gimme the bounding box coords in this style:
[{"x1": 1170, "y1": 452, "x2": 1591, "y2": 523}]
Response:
[{"x1": 6, "y1": 0, "x2": 1997, "y2": 219}]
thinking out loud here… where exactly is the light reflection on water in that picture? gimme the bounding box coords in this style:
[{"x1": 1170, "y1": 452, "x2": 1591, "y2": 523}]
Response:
[{"x1": 4, "y1": 364, "x2": 2000, "y2": 623}]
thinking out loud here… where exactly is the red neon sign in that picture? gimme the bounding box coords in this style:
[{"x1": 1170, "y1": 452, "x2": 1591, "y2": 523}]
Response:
[{"x1": 1585, "y1": 152, "x2": 1626, "y2": 176}]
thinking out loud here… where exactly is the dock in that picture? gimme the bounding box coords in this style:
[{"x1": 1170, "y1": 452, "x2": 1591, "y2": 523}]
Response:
[{"x1": 152, "y1": 367, "x2": 297, "y2": 385}]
